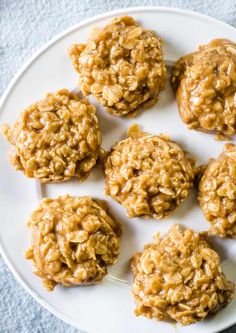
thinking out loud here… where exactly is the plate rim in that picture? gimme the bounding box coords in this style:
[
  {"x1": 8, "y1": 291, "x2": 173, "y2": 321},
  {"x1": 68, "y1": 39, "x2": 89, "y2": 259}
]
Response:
[{"x1": 1, "y1": 6, "x2": 236, "y2": 333}]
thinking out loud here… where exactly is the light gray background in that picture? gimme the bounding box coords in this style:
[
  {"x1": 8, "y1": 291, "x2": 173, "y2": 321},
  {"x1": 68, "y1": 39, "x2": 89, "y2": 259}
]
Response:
[{"x1": 0, "y1": 0, "x2": 236, "y2": 332}]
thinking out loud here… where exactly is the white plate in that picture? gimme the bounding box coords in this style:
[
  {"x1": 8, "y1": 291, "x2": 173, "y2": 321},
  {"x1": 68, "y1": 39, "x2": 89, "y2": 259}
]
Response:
[{"x1": 0, "y1": 6, "x2": 236, "y2": 333}]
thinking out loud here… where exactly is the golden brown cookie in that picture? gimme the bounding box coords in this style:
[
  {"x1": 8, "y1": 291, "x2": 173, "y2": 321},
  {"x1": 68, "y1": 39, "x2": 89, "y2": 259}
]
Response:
[
  {"x1": 1, "y1": 89, "x2": 102, "y2": 182},
  {"x1": 68, "y1": 16, "x2": 166, "y2": 117},
  {"x1": 25, "y1": 195, "x2": 121, "y2": 291},
  {"x1": 131, "y1": 224, "x2": 234, "y2": 325},
  {"x1": 104, "y1": 126, "x2": 195, "y2": 219},
  {"x1": 198, "y1": 144, "x2": 236, "y2": 237},
  {"x1": 172, "y1": 39, "x2": 236, "y2": 138}
]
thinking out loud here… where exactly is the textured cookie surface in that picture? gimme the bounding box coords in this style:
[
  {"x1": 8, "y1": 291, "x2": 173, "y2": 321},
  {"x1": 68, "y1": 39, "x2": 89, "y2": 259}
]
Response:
[
  {"x1": 131, "y1": 224, "x2": 234, "y2": 325},
  {"x1": 199, "y1": 144, "x2": 236, "y2": 237},
  {"x1": 25, "y1": 195, "x2": 121, "y2": 291},
  {"x1": 69, "y1": 16, "x2": 166, "y2": 117},
  {"x1": 172, "y1": 39, "x2": 236, "y2": 137},
  {"x1": 104, "y1": 126, "x2": 195, "y2": 219},
  {"x1": 1, "y1": 89, "x2": 102, "y2": 182}
]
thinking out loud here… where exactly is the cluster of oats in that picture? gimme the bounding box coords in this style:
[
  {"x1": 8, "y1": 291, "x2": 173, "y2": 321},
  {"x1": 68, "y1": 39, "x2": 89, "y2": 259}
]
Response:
[
  {"x1": 131, "y1": 224, "x2": 234, "y2": 325},
  {"x1": 104, "y1": 125, "x2": 195, "y2": 219},
  {"x1": 68, "y1": 16, "x2": 166, "y2": 117},
  {"x1": 1, "y1": 89, "x2": 102, "y2": 183},
  {"x1": 171, "y1": 39, "x2": 236, "y2": 137},
  {"x1": 198, "y1": 144, "x2": 236, "y2": 238},
  {"x1": 25, "y1": 195, "x2": 121, "y2": 291}
]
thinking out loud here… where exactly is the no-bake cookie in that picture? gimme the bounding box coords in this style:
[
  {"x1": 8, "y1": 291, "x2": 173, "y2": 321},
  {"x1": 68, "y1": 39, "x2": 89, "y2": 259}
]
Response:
[
  {"x1": 25, "y1": 195, "x2": 121, "y2": 290},
  {"x1": 172, "y1": 39, "x2": 236, "y2": 138},
  {"x1": 131, "y1": 224, "x2": 234, "y2": 325},
  {"x1": 198, "y1": 144, "x2": 236, "y2": 237},
  {"x1": 1, "y1": 89, "x2": 102, "y2": 182},
  {"x1": 104, "y1": 125, "x2": 195, "y2": 219},
  {"x1": 68, "y1": 16, "x2": 166, "y2": 117}
]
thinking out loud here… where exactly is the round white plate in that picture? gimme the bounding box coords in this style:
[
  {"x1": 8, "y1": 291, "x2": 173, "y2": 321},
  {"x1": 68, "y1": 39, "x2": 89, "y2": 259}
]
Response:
[{"x1": 0, "y1": 6, "x2": 236, "y2": 333}]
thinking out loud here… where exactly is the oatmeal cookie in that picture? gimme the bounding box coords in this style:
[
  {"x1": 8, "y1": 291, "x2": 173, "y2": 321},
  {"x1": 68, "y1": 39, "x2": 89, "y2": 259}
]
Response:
[
  {"x1": 25, "y1": 195, "x2": 121, "y2": 291},
  {"x1": 1, "y1": 89, "x2": 102, "y2": 182},
  {"x1": 198, "y1": 144, "x2": 236, "y2": 237},
  {"x1": 171, "y1": 39, "x2": 236, "y2": 137},
  {"x1": 104, "y1": 125, "x2": 195, "y2": 219},
  {"x1": 131, "y1": 224, "x2": 234, "y2": 325},
  {"x1": 68, "y1": 16, "x2": 166, "y2": 117}
]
